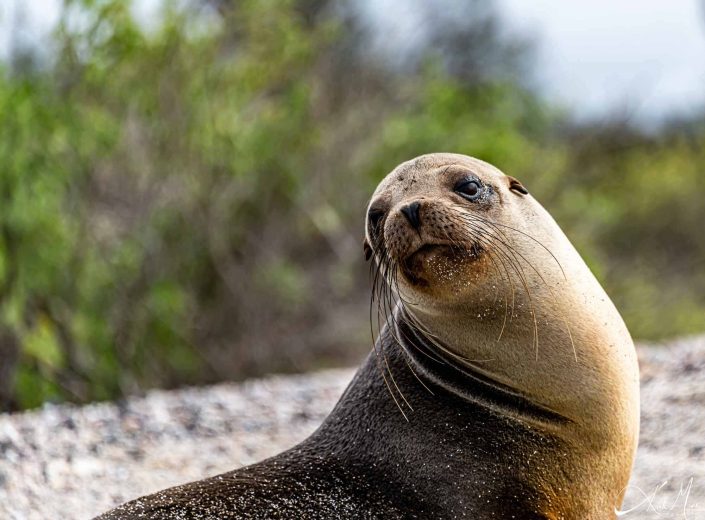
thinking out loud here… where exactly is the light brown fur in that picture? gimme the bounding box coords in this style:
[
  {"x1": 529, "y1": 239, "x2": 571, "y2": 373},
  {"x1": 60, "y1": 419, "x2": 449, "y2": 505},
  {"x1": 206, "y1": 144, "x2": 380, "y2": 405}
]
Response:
[{"x1": 366, "y1": 153, "x2": 640, "y2": 518}]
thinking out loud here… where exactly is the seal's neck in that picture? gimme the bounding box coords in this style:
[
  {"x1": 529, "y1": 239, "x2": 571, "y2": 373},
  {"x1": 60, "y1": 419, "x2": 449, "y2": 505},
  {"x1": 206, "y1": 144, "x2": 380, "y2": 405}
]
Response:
[
  {"x1": 401, "y1": 260, "x2": 639, "y2": 436},
  {"x1": 310, "y1": 320, "x2": 570, "y2": 518},
  {"x1": 394, "y1": 315, "x2": 570, "y2": 426}
]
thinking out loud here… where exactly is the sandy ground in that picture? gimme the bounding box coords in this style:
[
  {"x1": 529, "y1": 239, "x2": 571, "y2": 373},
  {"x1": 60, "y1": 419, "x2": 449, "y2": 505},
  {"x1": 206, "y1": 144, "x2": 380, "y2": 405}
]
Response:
[{"x1": 1, "y1": 336, "x2": 705, "y2": 519}]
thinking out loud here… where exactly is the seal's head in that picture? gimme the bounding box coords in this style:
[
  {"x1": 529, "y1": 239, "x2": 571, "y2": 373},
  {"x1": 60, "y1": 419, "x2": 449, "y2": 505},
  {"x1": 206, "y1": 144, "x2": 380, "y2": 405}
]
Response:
[{"x1": 365, "y1": 153, "x2": 529, "y2": 309}]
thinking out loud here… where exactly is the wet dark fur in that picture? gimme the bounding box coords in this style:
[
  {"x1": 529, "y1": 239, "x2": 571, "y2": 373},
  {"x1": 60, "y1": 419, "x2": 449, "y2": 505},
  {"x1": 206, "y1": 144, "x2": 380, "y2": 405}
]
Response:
[{"x1": 98, "y1": 319, "x2": 565, "y2": 519}]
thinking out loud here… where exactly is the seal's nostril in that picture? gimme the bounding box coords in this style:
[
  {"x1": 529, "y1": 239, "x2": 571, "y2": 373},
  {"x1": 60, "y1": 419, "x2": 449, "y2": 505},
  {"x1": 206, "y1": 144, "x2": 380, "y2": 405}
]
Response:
[{"x1": 401, "y1": 201, "x2": 422, "y2": 229}]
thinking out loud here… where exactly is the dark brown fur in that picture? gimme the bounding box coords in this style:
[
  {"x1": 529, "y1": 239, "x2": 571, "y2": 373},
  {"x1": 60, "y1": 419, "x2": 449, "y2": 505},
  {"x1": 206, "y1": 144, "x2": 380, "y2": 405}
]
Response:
[{"x1": 98, "y1": 322, "x2": 565, "y2": 519}]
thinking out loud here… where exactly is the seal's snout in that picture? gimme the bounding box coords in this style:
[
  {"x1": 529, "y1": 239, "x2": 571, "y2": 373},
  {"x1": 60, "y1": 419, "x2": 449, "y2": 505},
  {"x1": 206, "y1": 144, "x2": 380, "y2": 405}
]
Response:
[{"x1": 400, "y1": 201, "x2": 422, "y2": 229}]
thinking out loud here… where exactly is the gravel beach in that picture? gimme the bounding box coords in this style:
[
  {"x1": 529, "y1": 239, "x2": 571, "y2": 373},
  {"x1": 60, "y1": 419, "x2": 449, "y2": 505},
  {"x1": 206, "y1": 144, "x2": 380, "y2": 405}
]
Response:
[{"x1": 2, "y1": 336, "x2": 705, "y2": 519}]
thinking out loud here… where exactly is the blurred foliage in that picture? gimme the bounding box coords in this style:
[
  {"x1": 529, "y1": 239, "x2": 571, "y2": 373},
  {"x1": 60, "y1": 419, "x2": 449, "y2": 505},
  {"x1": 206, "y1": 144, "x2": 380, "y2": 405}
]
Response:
[{"x1": 0, "y1": 0, "x2": 703, "y2": 410}]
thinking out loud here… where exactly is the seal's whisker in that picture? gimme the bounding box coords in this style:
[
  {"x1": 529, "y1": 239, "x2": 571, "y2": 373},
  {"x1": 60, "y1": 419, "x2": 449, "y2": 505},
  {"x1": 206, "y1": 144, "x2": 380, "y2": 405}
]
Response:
[
  {"x1": 459, "y1": 214, "x2": 577, "y2": 362},
  {"x1": 409, "y1": 312, "x2": 497, "y2": 365},
  {"x1": 460, "y1": 225, "x2": 514, "y2": 319},
  {"x1": 369, "y1": 231, "x2": 441, "y2": 398},
  {"x1": 499, "y1": 239, "x2": 576, "y2": 361},
  {"x1": 453, "y1": 206, "x2": 568, "y2": 281},
  {"x1": 438, "y1": 222, "x2": 507, "y2": 315},
  {"x1": 478, "y1": 246, "x2": 513, "y2": 341},
  {"x1": 380, "y1": 259, "x2": 416, "y2": 412},
  {"x1": 404, "y1": 309, "x2": 495, "y2": 365},
  {"x1": 461, "y1": 222, "x2": 540, "y2": 358},
  {"x1": 490, "y1": 232, "x2": 577, "y2": 361},
  {"x1": 456, "y1": 215, "x2": 542, "y2": 358},
  {"x1": 367, "y1": 238, "x2": 411, "y2": 421},
  {"x1": 453, "y1": 223, "x2": 517, "y2": 343},
  {"x1": 385, "y1": 257, "x2": 423, "y2": 412},
  {"x1": 450, "y1": 223, "x2": 511, "y2": 332},
  {"x1": 387, "y1": 262, "x2": 435, "y2": 376},
  {"x1": 438, "y1": 223, "x2": 505, "y2": 308},
  {"x1": 390, "y1": 265, "x2": 448, "y2": 366},
  {"x1": 477, "y1": 225, "x2": 541, "y2": 359}
]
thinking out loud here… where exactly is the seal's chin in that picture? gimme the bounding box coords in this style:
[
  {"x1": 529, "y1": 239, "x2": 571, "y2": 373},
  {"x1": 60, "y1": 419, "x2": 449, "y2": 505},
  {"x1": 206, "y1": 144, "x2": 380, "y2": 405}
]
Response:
[{"x1": 401, "y1": 242, "x2": 482, "y2": 286}]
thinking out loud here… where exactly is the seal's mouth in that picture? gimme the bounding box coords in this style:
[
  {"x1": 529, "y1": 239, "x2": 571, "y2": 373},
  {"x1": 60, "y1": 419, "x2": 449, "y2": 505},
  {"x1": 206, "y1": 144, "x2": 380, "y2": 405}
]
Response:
[
  {"x1": 405, "y1": 243, "x2": 451, "y2": 265},
  {"x1": 401, "y1": 242, "x2": 482, "y2": 286},
  {"x1": 400, "y1": 244, "x2": 442, "y2": 286}
]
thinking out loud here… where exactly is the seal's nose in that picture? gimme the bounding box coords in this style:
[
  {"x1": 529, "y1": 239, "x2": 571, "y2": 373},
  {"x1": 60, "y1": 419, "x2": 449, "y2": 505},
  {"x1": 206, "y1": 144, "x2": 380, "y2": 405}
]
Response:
[{"x1": 400, "y1": 201, "x2": 422, "y2": 229}]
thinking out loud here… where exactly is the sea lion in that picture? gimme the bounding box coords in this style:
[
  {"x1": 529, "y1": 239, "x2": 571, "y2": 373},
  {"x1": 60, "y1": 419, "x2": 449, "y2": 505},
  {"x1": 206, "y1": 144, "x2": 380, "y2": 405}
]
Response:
[{"x1": 98, "y1": 153, "x2": 640, "y2": 519}]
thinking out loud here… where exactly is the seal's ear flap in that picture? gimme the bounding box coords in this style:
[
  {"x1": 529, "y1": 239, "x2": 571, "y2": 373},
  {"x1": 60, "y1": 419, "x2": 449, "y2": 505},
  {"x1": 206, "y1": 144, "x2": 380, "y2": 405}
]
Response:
[
  {"x1": 507, "y1": 176, "x2": 529, "y2": 195},
  {"x1": 363, "y1": 238, "x2": 372, "y2": 261}
]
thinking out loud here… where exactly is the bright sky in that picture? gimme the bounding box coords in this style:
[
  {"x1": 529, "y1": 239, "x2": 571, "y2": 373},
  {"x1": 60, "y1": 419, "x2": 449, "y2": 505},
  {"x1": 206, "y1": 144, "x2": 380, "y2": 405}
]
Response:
[
  {"x1": 0, "y1": 1, "x2": 61, "y2": 62},
  {"x1": 2, "y1": 0, "x2": 704, "y2": 122},
  {"x1": 498, "y1": 0, "x2": 705, "y2": 121}
]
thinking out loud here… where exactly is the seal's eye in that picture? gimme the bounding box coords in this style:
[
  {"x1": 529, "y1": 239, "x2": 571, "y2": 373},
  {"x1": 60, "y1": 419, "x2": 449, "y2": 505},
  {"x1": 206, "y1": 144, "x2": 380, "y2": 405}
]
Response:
[
  {"x1": 455, "y1": 179, "x2": 483, "y2": 201},
  {"x1": 367, "y1": 208, "x2": 385, "y2": 235}
]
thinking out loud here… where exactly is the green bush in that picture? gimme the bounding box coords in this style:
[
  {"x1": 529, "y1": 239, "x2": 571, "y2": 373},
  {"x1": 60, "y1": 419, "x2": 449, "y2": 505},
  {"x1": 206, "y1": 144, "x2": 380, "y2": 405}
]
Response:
[{"x1": 0, "y1": 0, "x2": 703, "y2": 410}]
